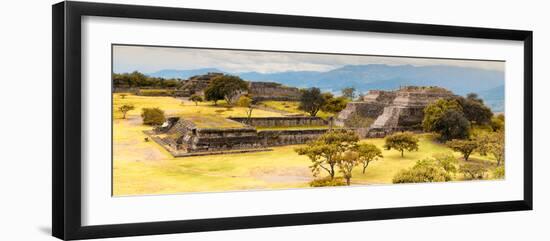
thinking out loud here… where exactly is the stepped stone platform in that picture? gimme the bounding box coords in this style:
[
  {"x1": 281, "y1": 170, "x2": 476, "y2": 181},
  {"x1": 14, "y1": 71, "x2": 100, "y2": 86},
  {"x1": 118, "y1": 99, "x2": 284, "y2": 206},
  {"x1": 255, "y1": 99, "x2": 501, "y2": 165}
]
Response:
[
  {"x1": 147, "y1": 116, "x2": 331, "y2": 157},
  {"x1": 173, "y1": 72, "x2": 301, "y2": 101},
  {"x1": 229, "y1": 116, "x2": 327, "y2": 127},
  {"x1": 336, "y1": 86, "x2": 456, "y2": 137}
]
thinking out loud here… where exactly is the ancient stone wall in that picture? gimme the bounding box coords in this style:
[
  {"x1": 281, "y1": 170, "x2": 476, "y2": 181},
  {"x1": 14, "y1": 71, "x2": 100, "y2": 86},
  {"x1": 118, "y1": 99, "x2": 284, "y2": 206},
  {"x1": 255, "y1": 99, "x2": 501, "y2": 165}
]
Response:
[
  {"x1": 335, "y1": 102, "x2": 386, "y2": 127},
  {"x1": 248, "y1": 82, "x2": 302, "y2": 101},
  {"x1": 257, "y1": 129, "x2": 328, "y2": 146},
  {"x1": 113, "y1": 87, "x2": 140, "y2": 94},
  {"x1": 229, "y1": 117, "x2": 327, "y2": 127}
]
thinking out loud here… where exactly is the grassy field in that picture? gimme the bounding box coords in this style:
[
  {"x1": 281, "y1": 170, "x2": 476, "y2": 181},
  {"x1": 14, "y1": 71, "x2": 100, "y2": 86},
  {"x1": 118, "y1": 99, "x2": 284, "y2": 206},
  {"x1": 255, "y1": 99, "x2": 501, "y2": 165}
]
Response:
[
  {"x1": 113, "y1": 93, "x2": 286, "y2": 119},
  {"x1": 259, "y1": 100, "x2": 333, "y2": 119},
  {"x1": 113, "y1": 94, "x2": 501, "y2": 196}
]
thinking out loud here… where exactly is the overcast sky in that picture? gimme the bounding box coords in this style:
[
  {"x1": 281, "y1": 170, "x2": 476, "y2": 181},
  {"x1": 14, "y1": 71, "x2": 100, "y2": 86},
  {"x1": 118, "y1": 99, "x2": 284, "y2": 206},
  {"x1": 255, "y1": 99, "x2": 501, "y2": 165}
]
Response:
[{"x1": 113, "y1": 45, "x2": 505, "y2": 74}]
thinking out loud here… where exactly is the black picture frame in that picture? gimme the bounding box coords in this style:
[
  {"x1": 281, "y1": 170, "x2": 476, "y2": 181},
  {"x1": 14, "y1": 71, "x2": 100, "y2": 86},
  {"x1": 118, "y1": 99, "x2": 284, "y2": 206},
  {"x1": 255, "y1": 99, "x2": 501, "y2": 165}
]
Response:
[{"x1": 52, "y1": 1, "x2": 533, "y2": 240}]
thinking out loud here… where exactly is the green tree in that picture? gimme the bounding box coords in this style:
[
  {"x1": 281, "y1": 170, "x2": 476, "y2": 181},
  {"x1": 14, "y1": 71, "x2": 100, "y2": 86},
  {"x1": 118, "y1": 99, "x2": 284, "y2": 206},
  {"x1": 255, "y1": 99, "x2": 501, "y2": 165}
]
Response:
[
  {"x1": 189, "y1": 94, "x2": 203, "y2": 106},
  {"x1": 141, "y1": 107, "x2": 166, "y2": 125},
  {"x1": 490, "y1": 114, "x2": 505, "y2": 132},
  {"x1": 237, "y1": 95, "x2": 257, "y2": 123},
  {"x1": 392, "y1": 159, "x2": 452, "y2": 183},
  {"x1": 341, "y1": 87, "x2": 356, "y2": 100},
  {"x1": 321, "y1": 94, "x2": 348, "y2": 114},
  {"x1": 356, "y1": 143, "x2": 383, "y2": 174},
  {"x1": 459, "y1": 163, "x2": 487, "y2": 180},
  {"x1": 384, "y1": 132, "x2": 419, "y2": 157},
  {"x1": 436, "y1": 110, "x2": 471, "y2": 141},
  {"x1": 423, "y1": 99, "x2": 470, "y2": 141},
  {"x1": 432, "y1": 153, "x2": 458, "y2": 175},
  {"x1": 460, "y1": 94, "x2": 493, "y2": 125},
  {"x1": 335, "y1": 151, "x2": 360, "y2": 185},
  {"x1": 446, "y1": 139, "x2": 478, "y2": 161},
  {"x1": 295, "y1": 130, "x2": 359, "y2": 179},
  {"x1": 423, "y1": 99, "x2": 462, "y2": 132},
  {"x1": 118, "y1": 104, "x2": 134, "y2": 119},
  {"x1": 204, "y1": 84, "x2": 224, "y2": 105},
  {"x1": 298, "y1": 87, "x2": 326, "y2": 117},
  {"x1": 204, "y1": 75, "x2": 249, "y2": 105},
  {"x1": 477, "y1": 131, "x2": 505, "y2": 166}
]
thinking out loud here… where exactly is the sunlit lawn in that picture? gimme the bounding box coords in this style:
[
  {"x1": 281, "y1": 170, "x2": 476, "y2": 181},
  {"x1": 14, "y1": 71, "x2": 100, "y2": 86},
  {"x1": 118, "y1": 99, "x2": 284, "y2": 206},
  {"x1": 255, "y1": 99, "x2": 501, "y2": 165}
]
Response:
[
  {"x1": 260, "y1": 100, "x2": 333, "y2": 119},
  {"x1": 113, "y1": 93, "x2": 286, "y2": 119},
  {"x1": 113, "y1": 94, "x2": 501, "y2": 196}
]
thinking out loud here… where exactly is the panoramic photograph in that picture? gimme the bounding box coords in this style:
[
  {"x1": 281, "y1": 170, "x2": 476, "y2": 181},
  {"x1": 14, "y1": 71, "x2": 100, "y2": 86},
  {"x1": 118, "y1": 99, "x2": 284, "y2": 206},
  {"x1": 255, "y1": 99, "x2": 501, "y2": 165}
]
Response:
[{"x1": 112, "y1": 44, "x2": 505, "y2": 196}]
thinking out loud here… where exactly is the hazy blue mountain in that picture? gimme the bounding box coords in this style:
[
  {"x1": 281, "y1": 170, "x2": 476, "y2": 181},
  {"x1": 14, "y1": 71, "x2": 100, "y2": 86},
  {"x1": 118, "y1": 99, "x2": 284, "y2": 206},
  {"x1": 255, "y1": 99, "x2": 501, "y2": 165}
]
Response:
[
  {"x1": 239, "y1": 64, "x2": 504, "y2": 96},
  {"x1": 478, "y1": 85, "x2": 505, "y2": 112},
  {"x1": 146, "y1": 64, "x2": 504, "y2": 111},
  {"x1": 148, "y1": 68, "x2": 224, "y2": 79}
]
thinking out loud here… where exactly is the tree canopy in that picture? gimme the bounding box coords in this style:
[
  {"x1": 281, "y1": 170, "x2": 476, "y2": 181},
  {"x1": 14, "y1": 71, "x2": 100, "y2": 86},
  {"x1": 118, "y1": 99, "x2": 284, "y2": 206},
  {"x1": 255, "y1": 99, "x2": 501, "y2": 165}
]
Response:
[
  {"x1": 321, "y1": 93, "x2": 349, "y2": 114},
  {"x1": 446, "y1": 139, "x2": 478, "y2": 161},
  {"x1": 355, "y1": 143, "x2": 383, "y2": 174},
  {"x1": 383, "y1": 132, "x2": 419, "y2": 157},
  {"x1": 456, "y1": 94, "x2": 493, "y2": 125},
  {"x1": 392, "y1": 159, "x2": 452, "y2": 183},
  {"x1": 422, "y1": 99, "x2": 470, "y2": 141},
  {"x1": 118, "y1": 104, "x2": 134, "y2": 119},
  {"x1": 141, "y1": 107, "x2": 165, "y2": 126},
  {"x1": 295, "y1": 129, "x2": 359, "y2": 179},
  {"x1": 113, "y1": 71, "x2": 181, "y2": 88},
  {"x1": 189, "y1": 94, "x2": 203, "y2": 106},
  {"x1": 204, "y1": 75, "x2": 249, "y2": 105},
  {"x1": 298, "y1": 87, "x2": 326, "y2": 117},
  {"x1": 341, "y1": 87, "x2": 356, "y2": 100}
]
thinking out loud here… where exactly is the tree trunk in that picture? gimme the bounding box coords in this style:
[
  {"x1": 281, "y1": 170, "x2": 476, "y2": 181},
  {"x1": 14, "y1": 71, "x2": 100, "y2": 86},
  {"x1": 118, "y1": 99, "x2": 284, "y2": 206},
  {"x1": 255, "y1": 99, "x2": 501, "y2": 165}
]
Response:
[
  {"x1": 346, "y1": 178, "x2": 351, "y2": 186},
  {"x1": 122, "y1": 112, "x2": 127, "y2": 119},
  {"x1": 329, "y1": 164, "x2": 335, "y2": 179},
  {"x1": 362, "y1": 162, "x2": 369, "y2": 174},
  {"x1": 401, "y1": 150, "x2": 404, "y2": 157}
]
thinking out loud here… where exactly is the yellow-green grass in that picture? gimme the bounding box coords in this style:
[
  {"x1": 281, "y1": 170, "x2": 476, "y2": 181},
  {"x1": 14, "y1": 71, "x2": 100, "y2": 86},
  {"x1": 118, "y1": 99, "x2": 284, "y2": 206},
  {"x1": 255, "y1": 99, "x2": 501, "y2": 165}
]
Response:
[
  {"x1": 260, "y1": 101, "x2": 333, "y2": 119},
  {"x1": 113, "y1": 93, "x2": 286, "y2": 120},
  {"x1": 114, "y1": 117, "x2": 501, "y2": 196},
  {"x1": 113, "y1": 94, "x2": 502, "y2": 196}
]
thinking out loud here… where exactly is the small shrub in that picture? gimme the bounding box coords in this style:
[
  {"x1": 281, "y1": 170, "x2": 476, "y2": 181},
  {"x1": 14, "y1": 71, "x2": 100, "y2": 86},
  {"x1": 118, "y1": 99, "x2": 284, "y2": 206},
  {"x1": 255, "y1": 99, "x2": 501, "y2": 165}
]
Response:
[
  {"x1": 118, "y1": 104, "x2": 134, "y2": 119},
  {"x1": 432, "y1": 153, "x2": 458, "y2": 175},
  {"x1": 459, "y1": 163, "x2": 487, "y2": 180},
  {"x1": 493, "y1": 166, "x2": 505, "y2": 179},
  {"x1": 189, "y1": 94, "x2": 203, "y2": 106},
  {"x1": 309, "y1": 177, "x2": 347, "y2": 187},
  {"x1": 392, "y1": 159, "x2": 452, "y2": 183},
  {"x1": 141, "y1": 107, "x2": 166, "y2": 125}
]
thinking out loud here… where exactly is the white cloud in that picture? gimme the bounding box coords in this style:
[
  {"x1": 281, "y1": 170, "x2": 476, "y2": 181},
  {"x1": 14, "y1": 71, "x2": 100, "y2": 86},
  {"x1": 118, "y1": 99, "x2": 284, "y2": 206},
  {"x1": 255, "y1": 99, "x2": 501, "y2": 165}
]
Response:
[{"x1": 113, "y1": 45, "x2": 504, "y2": 74}]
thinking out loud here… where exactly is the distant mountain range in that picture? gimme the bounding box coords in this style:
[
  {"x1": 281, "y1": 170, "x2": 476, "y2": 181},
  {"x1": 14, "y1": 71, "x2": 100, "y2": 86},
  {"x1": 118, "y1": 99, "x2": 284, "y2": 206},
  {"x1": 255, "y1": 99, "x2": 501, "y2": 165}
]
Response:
[{"x1": 147, "y1": 64, "x2": 505, "y2": 112}]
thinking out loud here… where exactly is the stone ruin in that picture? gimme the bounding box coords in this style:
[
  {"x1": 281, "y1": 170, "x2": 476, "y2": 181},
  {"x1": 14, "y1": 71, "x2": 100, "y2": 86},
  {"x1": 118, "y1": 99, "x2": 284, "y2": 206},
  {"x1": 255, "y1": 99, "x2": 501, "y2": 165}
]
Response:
[
  {"x1": 229, "y1": 116, "x2": 327, "y2": 127},
  {"x1": 175, "y1": 72, "x2": 224, "y2": 97},
  {"x1": 174, "y1": 72, "x2": 302, "y2": 101},
  {"x1": 147, "y1": 116, "x2": 330, "y2": 157},
  {"x1": 248, "y1": 82, "x2": 301, "y2": 101},
  {"x1": 336, "y1": 86, "x2": 456, "y2": 137}
]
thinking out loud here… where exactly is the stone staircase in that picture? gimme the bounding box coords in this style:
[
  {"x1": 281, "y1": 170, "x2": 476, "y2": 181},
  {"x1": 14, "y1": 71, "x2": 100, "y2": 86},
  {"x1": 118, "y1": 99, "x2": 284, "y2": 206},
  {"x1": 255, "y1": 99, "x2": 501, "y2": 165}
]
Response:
[{"x1": 370, "y1": 106, "x2": 402, "y2": 129}]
